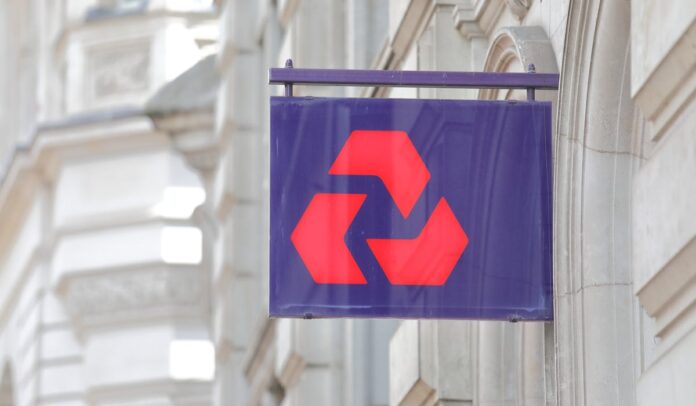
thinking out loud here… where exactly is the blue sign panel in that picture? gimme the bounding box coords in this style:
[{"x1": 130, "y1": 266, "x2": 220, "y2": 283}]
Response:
[{"x1": 270, "y1": 97, "x2": 552, "y2": 320}]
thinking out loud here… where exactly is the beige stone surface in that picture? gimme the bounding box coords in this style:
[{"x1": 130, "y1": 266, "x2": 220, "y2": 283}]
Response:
[{"x1": 0, "y1": 1, "x2": 693, "y2": 405}]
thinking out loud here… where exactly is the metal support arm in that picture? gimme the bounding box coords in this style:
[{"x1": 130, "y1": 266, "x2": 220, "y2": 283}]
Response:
[{"x1": 270, "y1": 59, "x2": 559, "y2": 101}]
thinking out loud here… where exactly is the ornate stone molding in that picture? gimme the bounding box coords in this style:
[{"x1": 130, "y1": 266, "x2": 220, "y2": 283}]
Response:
[
  {"x1": 505, "y1": 0, "x2": 531, "y2": 19},
  {"x1": 631, "y1": 2, "x2": 696, "y2": 139},
  {"x1": 59, "y1": 265, "x2": 207, "y2": 329},
  {"x1": 453, "y1": 0, "x2": 505, "y2": 39},
  {"x1": 0, "y1": 112, "x2": 163, "y2": 328},
  {"x1": 88, "y1": 43, "x2": 150, "y2": 102},
  {"x1": 480, "y1": 26, "x2": 558, "y2": 98},
  {"x1": 146, "y1": 53, "x2": 219, "y2": 174},
  {"x1": 634, "y1": 113, "x2": 696, "y2": 355}
]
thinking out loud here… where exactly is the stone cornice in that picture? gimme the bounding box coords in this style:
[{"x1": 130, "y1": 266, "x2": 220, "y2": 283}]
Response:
[
  {"x1": 53, "y1": 9, "x2": 217, "y2": 62},
  {"x1": 453, "y1": 0, "x2": 505, "y2": 39},
  {"x1": 479, "y1": 26, "x2": 559, "y2": 99},
  {"x1": 0, "y1": 109, "x2": 159, "y2": 246},
  {"x1": 57, "y1": 264, "x2": 208, "y2": 332},
  {"x1": 0, "y1": 109, "x2": 166, "y2": 329},
  {"x1": 632, "y1": 21, "x2": 696, "y2": 140}
]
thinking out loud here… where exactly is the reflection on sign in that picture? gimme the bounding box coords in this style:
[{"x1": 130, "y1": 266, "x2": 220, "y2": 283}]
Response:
[{"x1": 270, "y1": 97, "x2": 553, "y2": 320}]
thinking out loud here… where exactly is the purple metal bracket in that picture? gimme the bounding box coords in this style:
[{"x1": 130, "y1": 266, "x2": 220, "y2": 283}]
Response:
[
  {"x1": 270, "y1": 59, "x2": 559, "y2": 98},
  {"x1": 526, "y1": 63, "x2": 536, "y2": 101},
  {"x1": 284, "y1": 59, "x2": 294, "y2": 96}
]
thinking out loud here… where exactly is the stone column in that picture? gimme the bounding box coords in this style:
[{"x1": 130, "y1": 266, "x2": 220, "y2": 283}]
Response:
[
  {"x1": 554, "y1": 0, "x2": 639, "y2": 404},
  {"x1": 215, "y1": 0, "x2": 267, "y2": 404}
]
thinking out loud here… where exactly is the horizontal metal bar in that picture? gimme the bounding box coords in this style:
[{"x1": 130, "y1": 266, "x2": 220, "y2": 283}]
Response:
[{"x1": 269, "y1": 67, "x2": 559, "y2": 90}]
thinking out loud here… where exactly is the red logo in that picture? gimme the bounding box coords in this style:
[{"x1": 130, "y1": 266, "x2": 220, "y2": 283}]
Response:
[{"x1": 291, "y1": 130, "x2": 468, "y2": 286}]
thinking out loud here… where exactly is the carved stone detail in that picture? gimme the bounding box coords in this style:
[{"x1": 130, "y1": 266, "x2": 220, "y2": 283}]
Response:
[
  {"x1": 89, "y1": 43, "x2": 150, "y2": 100},
  {"x1": 480, "y1": 26, "x2": 558, "y2": 99},
  {"x1": 454, "y1": 0, "x2": 505, "y2": 39},
  {"x1": 60, "y1": 266, "x2": 205, "y2": 325},
  {"x1": 505, "y1": 0, "x2": 531, "y2": 19}
]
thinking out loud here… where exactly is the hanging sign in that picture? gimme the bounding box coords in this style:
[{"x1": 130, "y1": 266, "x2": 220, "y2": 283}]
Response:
[{"x1": 270, "y1": 96, "x2": 552, "y2": 320}]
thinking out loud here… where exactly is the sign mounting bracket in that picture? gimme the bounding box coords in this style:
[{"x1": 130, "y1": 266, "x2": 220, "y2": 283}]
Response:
[{"x1": 270, "y1": 59, "x2": 559, "y2": 101}]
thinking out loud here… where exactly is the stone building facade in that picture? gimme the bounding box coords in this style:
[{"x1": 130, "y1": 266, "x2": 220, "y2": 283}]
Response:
[{"x1": 0, "y1": 0, "x2": 694, "y2": 405}]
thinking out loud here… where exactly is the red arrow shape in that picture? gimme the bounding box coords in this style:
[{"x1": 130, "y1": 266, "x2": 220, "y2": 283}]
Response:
[
  {"x1": 366, "y1": 198, "x2": 468, "y2": 285},
  {"x1": 329, "y1": 130, "x2": 430, "y2": 218},
  {"x1": 291, "y1": 193, "x2": 368, "y2": 284}
]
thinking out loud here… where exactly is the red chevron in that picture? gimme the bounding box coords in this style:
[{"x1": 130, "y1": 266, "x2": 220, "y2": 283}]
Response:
[
  {"x1": 329, "y1": 130, "x2": 430, "y2": 218},
  {"x1": 366, "y1": 198, "x2": 468, "y2": 286},
  {"x1": 291, "y1": 193, "x2": 368, "y2": 284}
]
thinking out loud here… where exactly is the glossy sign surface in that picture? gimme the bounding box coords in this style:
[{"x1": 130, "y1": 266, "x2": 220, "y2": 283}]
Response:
[{"x1": 270, "y1": 97, "x2": 552, "y2": 320}]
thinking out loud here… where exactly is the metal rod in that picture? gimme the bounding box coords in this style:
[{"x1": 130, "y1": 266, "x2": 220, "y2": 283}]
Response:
[
  {"x1": 526, "y1": 64, "x2": 536, "y2": 101},
  {"x1": 270, "y1": 66, "x2": 559, "y2": 90},
  {"x1": 284, "y1": 59, "x2": 293, "y2": 97}
]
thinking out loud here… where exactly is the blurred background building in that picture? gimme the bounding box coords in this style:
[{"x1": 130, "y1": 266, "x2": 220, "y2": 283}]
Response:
[{"x1": 0, "y1": 0, "x2": 694, "y2": 405}]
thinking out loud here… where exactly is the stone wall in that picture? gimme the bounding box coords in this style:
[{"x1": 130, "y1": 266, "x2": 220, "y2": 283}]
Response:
[
  {"x1": 0, "y1": 0, "x2": 694, "y2": 405},
  {"x1": 212, "y1": 1, "x2": 694, "y2": 405},
  {"x1": 0, "y1": 1, "x2": 217, "y2": 405}
]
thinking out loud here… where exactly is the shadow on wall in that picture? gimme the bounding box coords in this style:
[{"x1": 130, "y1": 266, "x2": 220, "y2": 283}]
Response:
[{"x1": 0, "y1": 363, "x2": 14, "y2": 406}]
